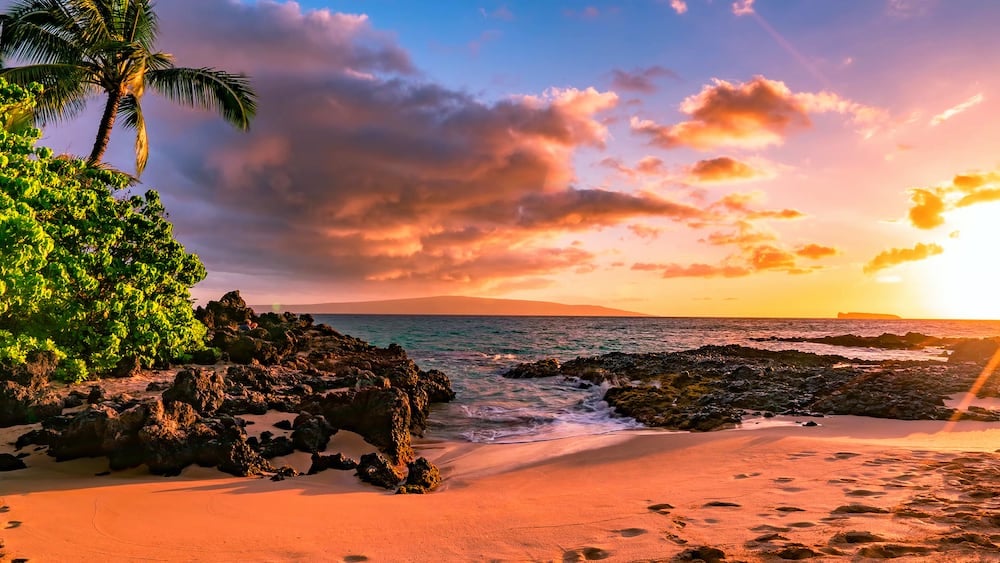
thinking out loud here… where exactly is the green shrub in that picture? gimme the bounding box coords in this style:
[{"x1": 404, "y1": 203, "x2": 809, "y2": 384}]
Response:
[{"x1": 0, "y1": 79, "x2": 207, "y2": 380}]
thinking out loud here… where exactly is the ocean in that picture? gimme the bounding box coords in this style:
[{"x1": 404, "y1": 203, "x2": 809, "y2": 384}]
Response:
[{"x1": 314, "y1": 316, "x2": 1000, "y2": 444}]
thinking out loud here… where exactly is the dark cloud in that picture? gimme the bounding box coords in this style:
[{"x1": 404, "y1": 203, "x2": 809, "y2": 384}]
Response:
[
  {"x1": 157, "y1": 1, "x2": 413, "y2": 76},
  {"x1": 609, "y1": 66, "x2": 678, "y2": 94},
  {"x1": 123, "y1": 0, "x2": 763, "y2": 297}
]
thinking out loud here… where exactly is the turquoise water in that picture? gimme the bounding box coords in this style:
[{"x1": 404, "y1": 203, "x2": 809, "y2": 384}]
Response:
[{"x1": 314, "y1": 316, "x2": 1000, "y2": 443}]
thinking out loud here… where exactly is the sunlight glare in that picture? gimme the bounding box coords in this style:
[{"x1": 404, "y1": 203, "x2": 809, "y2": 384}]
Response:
[{"x1": 924, "y1": 202, "x2": 1000, "y2": 319}]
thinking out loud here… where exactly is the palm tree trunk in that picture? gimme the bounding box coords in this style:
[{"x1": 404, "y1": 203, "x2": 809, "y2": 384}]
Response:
[{"x1": 88, "y1": 89, "x2": 124, "y2": 164}]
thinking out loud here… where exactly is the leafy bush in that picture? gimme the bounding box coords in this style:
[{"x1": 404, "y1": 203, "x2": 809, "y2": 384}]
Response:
[{"x1": 0, "y1": 79, "x2": 207, "y2": 381}]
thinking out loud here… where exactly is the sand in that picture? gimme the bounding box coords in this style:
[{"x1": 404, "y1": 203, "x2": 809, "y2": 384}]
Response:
[{"x1": 3, "y1": 415, "x2": 1000, "y2": 562}]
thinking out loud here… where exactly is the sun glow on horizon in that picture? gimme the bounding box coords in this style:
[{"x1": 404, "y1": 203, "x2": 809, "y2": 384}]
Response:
[{"x1": 924, "y1": 202, "x2": 1000, "y2": 320}]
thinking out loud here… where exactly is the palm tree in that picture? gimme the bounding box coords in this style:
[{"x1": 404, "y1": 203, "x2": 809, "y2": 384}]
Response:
[{"x1": 0, "y1": 0, "x2": 256, "y2": 175}]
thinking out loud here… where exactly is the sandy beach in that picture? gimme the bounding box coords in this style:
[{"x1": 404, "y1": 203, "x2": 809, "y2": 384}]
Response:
[{"x1": 3, "y1": 414, "x2": 1000, "y2": 562}]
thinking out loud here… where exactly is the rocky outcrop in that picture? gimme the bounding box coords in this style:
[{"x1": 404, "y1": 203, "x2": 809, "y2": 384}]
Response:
[
  {"x1": 305, "y1": 387, "x2": 414, "y2": 463},
  {"x1": 45, "y1": 400, "x2": 273, "y2": 477},
  {"x1": 0, "y1": 380, "x2": 63, "y2": 427},
  {"x1": 10, "y1": 291, "x2": 455, "y2": 487},
  {"x1": 162, "y1": 368, "x2": 226, "y2": 415},
  {"x1": 752, "y1": 332, "x2": 957, "y2": 350},
  {"x1": 0, "y1": 350, "x2": 63, "y2": 427},
  {"x1": 397, "y1": 457, "x2": 442, "y2": 494},
  {"x1": 291, "y1": 413, "x2": 336, "y2": 453},
  {"x1": 0, "y1": 453, "x2": 27, "y2": 471},
  {"x1": 502, "y1": 358, "x2": 561, "y2": 379},
  {"x1": 356, "y1": 452, "x2": 404, "y2": 489},
  {"x1": 948, "y1": 338, "x2": 999, "y2": 364},
  {"x1": 510, "y1": 345, "x2": 990, "y2": 431},
  {"x1": 307, "y1": 452, "x2": 358, "y2": 474}
]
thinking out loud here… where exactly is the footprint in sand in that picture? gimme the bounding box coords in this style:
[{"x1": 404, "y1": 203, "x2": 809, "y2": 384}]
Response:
[
  {"x1": 647, "y1": 503, "x2": 674, "y2": 514},
  {"x1": 663, "y1": 532, "x2": 688, "y2": 545},
  {"x1": 846, "y1": 489, "x2": 884, "y2": 497},
  {"x1": 773, "y1": 477, "x2": 795, "y2": 483},
  {"x1": 613, "y1": 528, "x2": 647, "y2": 538},
  {"x1": 733, "y1": 472, "x2": 762, "y2": 479},
  {"x1": 343, "y1": 556, "x2": 368, "y2": 563},
  {"x1": 787, "y1": 521, "x2": 816, "y2": 528},
  {"x1": 750, "y1": 524, "x2": 791, "y2": 533},
  {"x1": 0, "y1": 505, "x2": 9, "y2": 513},
  {"x1": 5, "y1": 521, "x2": 21, "y2": 529},
  {"x1": 779, "y1": 486, "x2": 807, "y2": 493},
  {"x1": 562, "y1": 546, "x2": 610, "y2": 561},
  {"x1": 703, "y1": 501, "x2": 741, "y2": 508},
  {"x1": 775, "y1": 506, "x2": 805, "y2": 513},
  {"x1": 833, "y1": 452, "x2": 861, "y2": 459}
]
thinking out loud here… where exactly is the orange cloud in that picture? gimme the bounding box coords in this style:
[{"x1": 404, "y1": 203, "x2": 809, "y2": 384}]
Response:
[
  {"x1": 688, "y1": 156, "x2": 763, "y2": 183},
  {"x1": 628, "y1": 224, "x2": 663, "y2": 239},
  {"x1": 795, "y1": 243, "x2": 838, "y2": 259},
  {"x1": 660, "y1": 263, "x2": 752, "y2": 278},
  {"x1": 630, "y1": 76, "x2": 885, "y2": 150},
  {"x1": 907, "y1": 189, "x2": 946, "y2": 229},
  {"x1": 712, "y1": 192, "x2": 804, "y2": 220},
  {"x1": 863, "y1": 242, "x2": 943, "y2": 274},
  {"x1": 670, "y1": 0, "x2": 688, "y2": 15},
  {"x1": 635, "y1": 238, "x2": 834, "y2": 279},
  {"x1": 904, "y1": 170, "x2": 1000, "y2": 229}
]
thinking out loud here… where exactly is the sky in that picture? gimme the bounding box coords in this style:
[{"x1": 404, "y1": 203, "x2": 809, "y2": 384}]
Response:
[{"x1": 11, "y1": 0, "x2": 1000, "y2": 319}]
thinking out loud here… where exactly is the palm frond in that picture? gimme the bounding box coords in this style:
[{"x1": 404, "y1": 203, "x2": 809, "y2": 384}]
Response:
[
  {"x1": 117, "y1": 92, "x2": 147, "y2": 174},
  {"x1": 148, "y1": 66, "x2": 256, "y2": 130},
  {"x1": 0, "y1": 62, "x2": 94, "y2": 122},
  {"x1": 122, "y1": 0, "x2": 157, "y2": 48},
  {"x1": 1, "y1": 0, "x2": 85, "y2": 64}
]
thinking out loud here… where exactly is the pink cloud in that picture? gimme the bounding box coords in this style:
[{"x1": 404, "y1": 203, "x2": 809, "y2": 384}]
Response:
[{"x1": 630, "y1": 76, "x2": 886, "y2": 150}]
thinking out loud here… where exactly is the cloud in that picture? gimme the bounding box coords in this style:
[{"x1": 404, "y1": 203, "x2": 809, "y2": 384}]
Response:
[
  {"x1": 904, "y1": 170, "x2": 1000, "y2": 229},
  {"x1": 863, "y1": 242, "x2": 943, "y2": 274},
  {"x1": 795, "y1": 243, "x2": 838, "y2": 259},
  {"x1": 712, "y1": 192, "x2": 805, "y2": 220},
  {"x1": 670, "y1": 0, "x2": 688, "y2": 15},
  {"x1": 660, "y1": 263, "x2": 752, "y2": 278},
  {"x1": 110, "y1": 0, "x2": 762, "y2": 298},
  {"x1": 886, "y1": 0, "x2": 935, "y2": 18},
  {"x1": 732, "y1": 0, "x2": 756, "y2": 16},
  {"x1": 908, "y1": 189, "x2": 946, "y2": 229},
  {"x1": 688, "y1": 156, "x2": 764, "y2": 183},
  {"x1": 634, "y1": 237, "x2": 832, "y2": 279},
  {"x1": 930, "y1": 93, "x2": 984, "y2": 126},
  {"x1": 157, "y1": 1, "x2": 413, "y2": 76},
  {"x1": 610, "y1": 66, "x2": 678, "y2": 93},
  {"x1": 630, "y1": 76, "x2": 885, "y2": 150},
  {"x1": 480, "y1": 5, "x2": 514, "y2": 20},
  {"x1": 635, "y1": 156, "x2": 666, "y2": 175},
  {"x1": 628, "y1": 224, "x2": 664, "y2": 239}
]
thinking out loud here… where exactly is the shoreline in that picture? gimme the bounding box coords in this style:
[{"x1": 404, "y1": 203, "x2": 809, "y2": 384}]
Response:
[{"x1": 4, "y1": 415, "x2": 1000, "y2": 561}]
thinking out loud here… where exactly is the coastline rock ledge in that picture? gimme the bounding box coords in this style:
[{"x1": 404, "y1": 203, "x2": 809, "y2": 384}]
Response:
[{"x1": 6, "y1": 291, "x2": 455, "y2": 493}]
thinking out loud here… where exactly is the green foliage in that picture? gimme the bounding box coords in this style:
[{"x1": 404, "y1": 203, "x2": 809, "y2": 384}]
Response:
[{"x1": 0, "y1": 79, "x2": 207, "y2": 381}]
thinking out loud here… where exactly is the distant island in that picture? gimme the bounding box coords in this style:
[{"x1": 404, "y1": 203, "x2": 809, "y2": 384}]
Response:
[
  {"x1": 837, "y1": 312, "x2": 902, "y2": 320},
  {"x1": 255, "y1": 296, "x2": 650, "y2": 317}
]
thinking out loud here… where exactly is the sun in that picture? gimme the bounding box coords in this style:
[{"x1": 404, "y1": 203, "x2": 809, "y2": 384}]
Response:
[{"x1": 923, "y1": 202, "x2": 1000, "y2": 320}]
